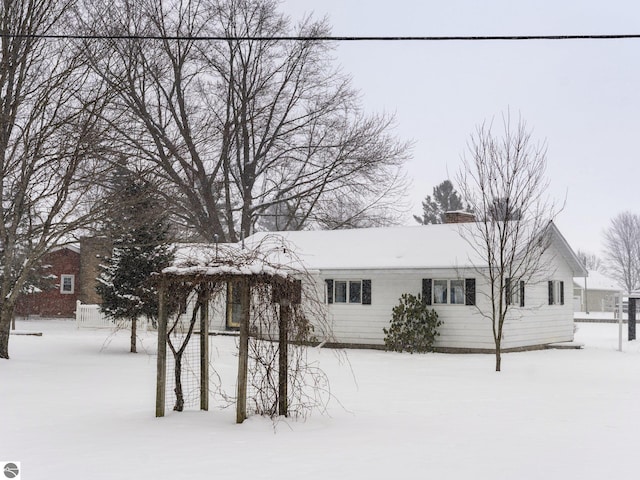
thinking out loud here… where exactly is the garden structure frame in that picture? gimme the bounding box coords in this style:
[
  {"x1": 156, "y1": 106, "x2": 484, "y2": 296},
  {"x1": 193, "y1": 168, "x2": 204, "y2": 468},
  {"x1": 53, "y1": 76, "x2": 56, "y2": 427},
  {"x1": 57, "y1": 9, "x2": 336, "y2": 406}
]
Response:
[{"x1": 154, "y1": 246, "x2": 301, "y2": 423}]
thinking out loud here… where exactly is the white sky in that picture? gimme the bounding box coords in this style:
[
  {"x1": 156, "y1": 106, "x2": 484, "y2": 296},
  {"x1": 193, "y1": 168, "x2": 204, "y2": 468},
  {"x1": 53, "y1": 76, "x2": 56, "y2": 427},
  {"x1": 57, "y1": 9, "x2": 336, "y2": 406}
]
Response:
[{"x1": 280, "y1": 0, "x2": 640, "y2": 256}]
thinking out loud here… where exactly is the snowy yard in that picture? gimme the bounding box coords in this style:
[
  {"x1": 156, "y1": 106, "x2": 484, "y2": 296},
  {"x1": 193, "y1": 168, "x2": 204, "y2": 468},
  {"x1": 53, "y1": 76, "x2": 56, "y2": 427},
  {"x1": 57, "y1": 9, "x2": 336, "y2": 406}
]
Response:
[{"x1": 2, "y1": 319, "x2": 640, "y2": 480}]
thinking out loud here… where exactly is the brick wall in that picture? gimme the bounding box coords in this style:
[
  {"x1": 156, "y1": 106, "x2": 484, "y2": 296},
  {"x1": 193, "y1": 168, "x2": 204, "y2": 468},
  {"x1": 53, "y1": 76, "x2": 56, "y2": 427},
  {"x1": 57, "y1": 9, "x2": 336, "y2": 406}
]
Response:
[
  {"x1": 15, "y1": 248, "x2": 81, "y2": 318},
  {"x1": 443, "y1": 211, "x2": 476, "y2": 224},
  {"x1": 79, "y1": 237, "x2": 112, "y2": 305}
]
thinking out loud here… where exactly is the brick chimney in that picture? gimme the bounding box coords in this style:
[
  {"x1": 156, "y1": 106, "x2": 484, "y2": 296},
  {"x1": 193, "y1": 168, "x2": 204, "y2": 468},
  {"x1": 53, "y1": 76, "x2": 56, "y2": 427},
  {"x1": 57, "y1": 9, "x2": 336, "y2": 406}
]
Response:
[{"x1": 443, "y1": 210, "x2": 475, "y2": 224}]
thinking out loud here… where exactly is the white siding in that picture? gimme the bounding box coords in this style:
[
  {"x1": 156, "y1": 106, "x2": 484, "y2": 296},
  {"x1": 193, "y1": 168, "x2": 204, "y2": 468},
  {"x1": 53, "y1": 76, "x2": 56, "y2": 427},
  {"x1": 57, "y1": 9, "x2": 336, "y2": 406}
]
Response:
[
  {"x1": 318, "y1": 267, "x2": 496, "y2": 348},
  {"x1": 171, "y1": 288, "x2": 230, "y2": 332},
  {"x1": 499, "y1": 249, "x2": 575, "y2": 349},
  {"x1": 313, "y1": 244, "x2": 575, "y2": 350}
]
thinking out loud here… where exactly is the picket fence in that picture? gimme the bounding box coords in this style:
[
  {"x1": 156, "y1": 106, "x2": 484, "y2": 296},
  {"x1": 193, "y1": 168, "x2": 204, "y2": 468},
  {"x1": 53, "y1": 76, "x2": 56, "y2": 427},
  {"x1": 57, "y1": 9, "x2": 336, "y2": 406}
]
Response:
[{"x1": 75, "y1": 300, "x2": 150, "y2": 330}]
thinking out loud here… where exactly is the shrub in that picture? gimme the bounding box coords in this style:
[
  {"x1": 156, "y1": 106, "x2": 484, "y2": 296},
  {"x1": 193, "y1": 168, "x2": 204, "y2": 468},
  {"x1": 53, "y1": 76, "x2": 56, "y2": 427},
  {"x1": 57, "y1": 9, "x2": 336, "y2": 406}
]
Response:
[{"x1": 384, "y1": 293, "x2": 441, "y2": 353}]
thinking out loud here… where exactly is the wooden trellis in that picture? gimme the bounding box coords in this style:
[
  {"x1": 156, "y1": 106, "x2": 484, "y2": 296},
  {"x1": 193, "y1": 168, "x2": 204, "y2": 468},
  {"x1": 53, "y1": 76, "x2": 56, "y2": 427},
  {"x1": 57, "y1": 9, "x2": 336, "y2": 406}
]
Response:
[{"x1": 154, "y1": 269, "x2": 299, "y2": 423}]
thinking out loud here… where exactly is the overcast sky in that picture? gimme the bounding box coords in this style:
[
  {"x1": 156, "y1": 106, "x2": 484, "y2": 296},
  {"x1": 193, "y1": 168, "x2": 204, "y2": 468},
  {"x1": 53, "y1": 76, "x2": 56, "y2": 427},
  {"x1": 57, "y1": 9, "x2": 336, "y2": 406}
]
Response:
[{"x1": 280, "y1": 0, "x2": 639, "y2": 256}]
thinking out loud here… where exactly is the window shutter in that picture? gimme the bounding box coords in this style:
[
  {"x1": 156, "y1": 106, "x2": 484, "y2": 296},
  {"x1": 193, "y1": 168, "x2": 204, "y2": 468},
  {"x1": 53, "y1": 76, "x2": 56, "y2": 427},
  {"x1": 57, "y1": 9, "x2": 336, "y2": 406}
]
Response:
[
  {"x1": 325, "y1": 279, "x2": 333, "y2": 304},
  {"x1": 465, "y1": 278, "x2": 476, "y2": 306},
  {"x1": 422, "y1": 279, "x2": 432, "y2": 305},
  {"x1": 560, "y1": 281, "x2": 564, "y2": 305},
  {"x1": 293, "y1": 279, "x2": 302, "y2": 305},
  {"x1": 505, "y1": 278, "x2": 512, "y2": 305},
  {"x1": 520, "y1": 281, "x2": 525, "y2": 307},
  {"x1": 548, "y1": 281, "x2": 554, "y2": 305},
  {"x1": 362, "y1": 279, "x2": 372, "y2": 305}
]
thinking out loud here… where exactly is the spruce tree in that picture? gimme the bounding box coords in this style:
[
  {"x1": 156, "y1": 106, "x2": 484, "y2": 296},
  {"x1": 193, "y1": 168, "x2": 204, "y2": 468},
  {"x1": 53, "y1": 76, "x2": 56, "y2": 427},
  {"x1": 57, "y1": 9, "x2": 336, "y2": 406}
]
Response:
[
  {"x1": 414, "y1": 180, "x2": 467, "y2": 224},
  {"x1": 97, "y1": 166, "x2": 173, "y2": 353}
]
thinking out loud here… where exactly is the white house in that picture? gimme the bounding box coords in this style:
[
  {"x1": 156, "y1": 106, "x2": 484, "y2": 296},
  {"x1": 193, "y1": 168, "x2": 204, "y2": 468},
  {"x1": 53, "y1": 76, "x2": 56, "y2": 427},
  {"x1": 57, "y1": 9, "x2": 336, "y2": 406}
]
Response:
[
  {"x1": 239, "y1": 221, "x2": 587, "y2": 352},
  {"x1": 573, "y1": 270, "x2": 623, "y2": 313}
]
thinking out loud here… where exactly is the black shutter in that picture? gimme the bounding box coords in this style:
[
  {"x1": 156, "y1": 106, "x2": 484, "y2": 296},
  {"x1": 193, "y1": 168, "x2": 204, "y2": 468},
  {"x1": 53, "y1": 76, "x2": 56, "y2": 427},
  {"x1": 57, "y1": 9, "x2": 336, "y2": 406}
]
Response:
[
  {"x1": 520, "y1": 281, "x2": 525, "y2": 307},
  {"x1": 422, "y1": 279, "x2": 432, "y2": 305},
  {"x1": 325, "y1": 279, "x2": 333, "y2": 304},
  {"x1": 362, "y1": 280, "x2": 372, "y2": 305},
  {"x1": 465, "y1": 278, "x2": 476, "y2": 306},
  {"x1": 293, "y1": 279, "x2": 302, "y2": 305},
  {"x1": 505, "y1": 278, "x2": 512, "y2": 305},
  {"x1": 548, "y1": 281, "x2": 554, "y2": 305},
  {"x1": 560, "y1": 281, "x2": 564, "y2": 305}
]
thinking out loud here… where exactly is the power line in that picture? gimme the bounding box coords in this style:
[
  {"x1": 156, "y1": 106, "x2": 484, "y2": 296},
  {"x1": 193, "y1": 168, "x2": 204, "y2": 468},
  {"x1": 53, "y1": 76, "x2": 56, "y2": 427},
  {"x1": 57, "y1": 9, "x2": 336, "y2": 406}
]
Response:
[{"x1": 1, "y1": 33, "x2": 640, "y2": 41}]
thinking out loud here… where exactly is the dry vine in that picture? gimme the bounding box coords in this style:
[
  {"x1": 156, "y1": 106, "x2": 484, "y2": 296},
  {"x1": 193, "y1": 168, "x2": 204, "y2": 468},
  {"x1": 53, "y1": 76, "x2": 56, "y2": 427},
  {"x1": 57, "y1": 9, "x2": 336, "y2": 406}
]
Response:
[{"x1": 160, "y1": 235, "x2": 341, "y2": 419}]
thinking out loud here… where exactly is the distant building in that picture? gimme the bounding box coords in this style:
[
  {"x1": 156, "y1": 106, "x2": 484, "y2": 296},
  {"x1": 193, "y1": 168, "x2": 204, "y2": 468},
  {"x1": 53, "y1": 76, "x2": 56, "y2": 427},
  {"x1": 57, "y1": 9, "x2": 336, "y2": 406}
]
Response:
[
  {"x1": 573, "y1": 270, "x2": 623, "y2": 313},
  {"x1": 15, "y1": 246, "x2": 81, "y2": 318}
]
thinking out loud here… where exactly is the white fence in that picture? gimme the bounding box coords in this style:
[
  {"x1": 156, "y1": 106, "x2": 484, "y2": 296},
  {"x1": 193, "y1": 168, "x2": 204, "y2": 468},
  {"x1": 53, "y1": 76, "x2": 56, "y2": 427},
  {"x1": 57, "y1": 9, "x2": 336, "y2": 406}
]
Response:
[
  {"x1": 75, "y1": 301, "x2": 151, "y2": 330},
  {"x1": 76, "y1": 301, "x2": 113, "y2": 328}
]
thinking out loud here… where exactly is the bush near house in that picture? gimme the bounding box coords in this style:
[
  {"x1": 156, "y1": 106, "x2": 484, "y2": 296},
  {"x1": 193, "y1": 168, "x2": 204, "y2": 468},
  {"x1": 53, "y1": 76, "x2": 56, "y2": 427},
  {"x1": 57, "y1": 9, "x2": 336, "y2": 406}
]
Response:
[{"x1": 384, "y1": 293, "x2": 441, "y2": 353}]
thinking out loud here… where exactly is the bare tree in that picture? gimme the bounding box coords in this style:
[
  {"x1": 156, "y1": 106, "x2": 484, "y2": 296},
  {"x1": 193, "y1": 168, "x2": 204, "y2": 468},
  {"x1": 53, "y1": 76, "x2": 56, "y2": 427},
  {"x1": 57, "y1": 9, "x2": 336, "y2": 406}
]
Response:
[
  {"x1": 0, "y1": 0, "x2": 111, "y2": 359},
  {"x1": 576, "y1": 249, "x2": 604, "y2": 273},
  {"x1": 79, "y1": 0, "x2": 409, "y2": 242},
  {"x1": 603, "y1": 212, "x2": 640, "y2": 294},
  {"x1": 457, "y1": 113, "x2": 560, "y2": 372}
]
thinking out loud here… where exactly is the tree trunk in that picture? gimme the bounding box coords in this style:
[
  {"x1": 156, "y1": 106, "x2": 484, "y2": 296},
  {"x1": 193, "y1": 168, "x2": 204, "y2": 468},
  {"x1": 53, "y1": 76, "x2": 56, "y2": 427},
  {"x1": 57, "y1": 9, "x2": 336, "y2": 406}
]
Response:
[
  {"x1": 0, "y1": 304, "x2": 15, "y2": 359},
  {"x1": 495, "y1": 347, "x2": 501, "y2": 372},
  {"x1": 173, "y1": 354, "x2": 184, "y2": 412},
  {"x1": 130, "y1": 317, "x2": 137, "y2": 353}
]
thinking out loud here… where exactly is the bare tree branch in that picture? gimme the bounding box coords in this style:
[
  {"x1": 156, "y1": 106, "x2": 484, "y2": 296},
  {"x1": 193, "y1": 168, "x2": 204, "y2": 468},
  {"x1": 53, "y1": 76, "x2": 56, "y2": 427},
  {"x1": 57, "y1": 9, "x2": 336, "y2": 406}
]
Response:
[
  {"x1": 603, "y1": 212, "x2": 640, "y2": 294},
  {"x1": 79, "y1": 0, "x2": 409, "y2": 242},
  {"x1": 456, "y1": 111, "x2": 561, "y2": 371}
]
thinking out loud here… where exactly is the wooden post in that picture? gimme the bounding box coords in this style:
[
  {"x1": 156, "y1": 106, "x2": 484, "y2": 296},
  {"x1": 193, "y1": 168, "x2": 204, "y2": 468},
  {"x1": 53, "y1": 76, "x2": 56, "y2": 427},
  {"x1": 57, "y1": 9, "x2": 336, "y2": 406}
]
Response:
[
  {"x1": 155, "y1": 279, "x2": 168, "y2": 417},
  {"x1": 629, "y1": 297, "x2": 636, "y2": 341},
  {"x1": 278, "y1": 302, "x2": 289, "y2": 417},
  {"x1": 200, "y1": 284, "x2": 210, "y2": 411},
  {"x1": 236, "y1": 278, "x2": 250, "y2": 423}
]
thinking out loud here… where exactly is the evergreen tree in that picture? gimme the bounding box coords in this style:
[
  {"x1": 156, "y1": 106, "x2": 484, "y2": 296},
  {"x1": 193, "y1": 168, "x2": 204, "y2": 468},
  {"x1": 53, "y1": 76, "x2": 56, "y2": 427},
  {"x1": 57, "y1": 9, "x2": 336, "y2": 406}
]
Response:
[
  {"x1": 97, "y1": 166, "x2": 173, "y2": 353},
  {"x1": 488, "y1": 197, "x2": 523, "y2": 221},
  {"x1": 414, "y1": 180, "x2": 466, "y2": 224}
]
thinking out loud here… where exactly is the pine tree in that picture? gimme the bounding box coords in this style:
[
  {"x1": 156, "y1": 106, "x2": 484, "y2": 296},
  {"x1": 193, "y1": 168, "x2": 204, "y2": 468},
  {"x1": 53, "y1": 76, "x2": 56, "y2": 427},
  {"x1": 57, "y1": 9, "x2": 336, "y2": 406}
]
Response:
[
  {"x1": 97, "y1": 166, "x2": 173, "y2": 353},
  {"x1": 414, "y1": 180, "x2": 466, "y2": 224}
]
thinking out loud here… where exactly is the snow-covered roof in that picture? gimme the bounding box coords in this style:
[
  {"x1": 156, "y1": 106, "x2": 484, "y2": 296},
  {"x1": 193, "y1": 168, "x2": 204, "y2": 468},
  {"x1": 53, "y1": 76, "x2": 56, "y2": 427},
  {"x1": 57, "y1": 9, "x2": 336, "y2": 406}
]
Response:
[
  {"x1": 244, "y1": 222, "x2": 585, "y2": 274},
  {"x1": 164, "y1": 222, "x2": 586, "y2": 275},
  {"x1": 574, "y1": 270, "x2": 623, "y2": 291},
  {"x1": 50, "y1": 244, "x2": 80, "y2": 254},
  {"x1": 244, "y1": 224, "x2": 482, "y2": 270},
  {"x1": 162, "y1": 242, "x2": 298, "y2": 278}
]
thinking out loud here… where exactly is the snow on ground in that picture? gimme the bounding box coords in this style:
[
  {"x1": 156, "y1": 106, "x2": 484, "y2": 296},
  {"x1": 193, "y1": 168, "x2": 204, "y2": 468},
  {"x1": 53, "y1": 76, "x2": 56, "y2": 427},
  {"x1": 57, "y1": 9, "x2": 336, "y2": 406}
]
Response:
[{"x1": 2, "y1": 319, "x2": 640, "y2": 479}]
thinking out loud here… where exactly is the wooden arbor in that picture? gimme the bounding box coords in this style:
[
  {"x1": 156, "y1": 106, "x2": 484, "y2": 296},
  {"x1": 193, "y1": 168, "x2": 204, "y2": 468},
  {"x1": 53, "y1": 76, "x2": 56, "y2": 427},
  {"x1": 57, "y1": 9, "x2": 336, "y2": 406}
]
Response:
[{"x1": 154, "y1": 254, "x2": 300, "y2": 423}]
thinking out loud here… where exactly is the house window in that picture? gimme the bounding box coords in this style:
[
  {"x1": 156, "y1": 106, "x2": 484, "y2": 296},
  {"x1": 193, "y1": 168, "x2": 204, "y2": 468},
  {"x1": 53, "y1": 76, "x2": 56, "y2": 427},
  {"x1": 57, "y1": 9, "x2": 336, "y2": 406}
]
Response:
[
  {"x1": 450, "y1": 280, "x2": 465, "y2": 304},
  {"x1": 432, "y1": 279, "x2": 467, "y2": 305},
  {"x1": 325, "y1": 279, "x2": 371, "y2": 305},
  {"x1": 335, "y1": 280, "x2": 360, "y2": 304},
  {"x1": 433, "y1": 280, "x2": 448, "y2": 304},
  {"x1": 226, "y1": 281, "x2": 244, "y2": 329},
  {"x1": 423, "y1": 278, "x2": 475, "y2": 306},
  {"x1": 60, "y1": 274, "x2": 75, "y2": 294},
  {"x1": 506, "y1": 278, "x2": 525, "y2": 307},
  {"x1": 548, "y1": 280, "x2": 564, "y2": 305},
  {"x1": 349, "y1": 281, "x2": 362, "y2": 303}
]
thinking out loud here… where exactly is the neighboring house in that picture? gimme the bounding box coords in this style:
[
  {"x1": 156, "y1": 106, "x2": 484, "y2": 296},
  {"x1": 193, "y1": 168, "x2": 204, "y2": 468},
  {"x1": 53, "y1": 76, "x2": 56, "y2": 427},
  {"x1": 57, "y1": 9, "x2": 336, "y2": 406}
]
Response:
[
  {"x1": 236, "y1": 221, "x2": 586, "y2": 352},
  {"x1": 15, "y1": 246, "x2": 81, "y2": 318},
  {"x1": 573, "y1": 270, "x2": 623, "y2": 313}
]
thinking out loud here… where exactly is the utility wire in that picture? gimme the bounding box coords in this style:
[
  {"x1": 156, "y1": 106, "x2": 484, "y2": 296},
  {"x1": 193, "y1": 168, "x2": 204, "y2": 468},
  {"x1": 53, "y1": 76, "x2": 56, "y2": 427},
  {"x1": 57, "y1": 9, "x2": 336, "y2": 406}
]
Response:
[{"x1": 1, "y1": 33, "x2": 639, "y2": 41}]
